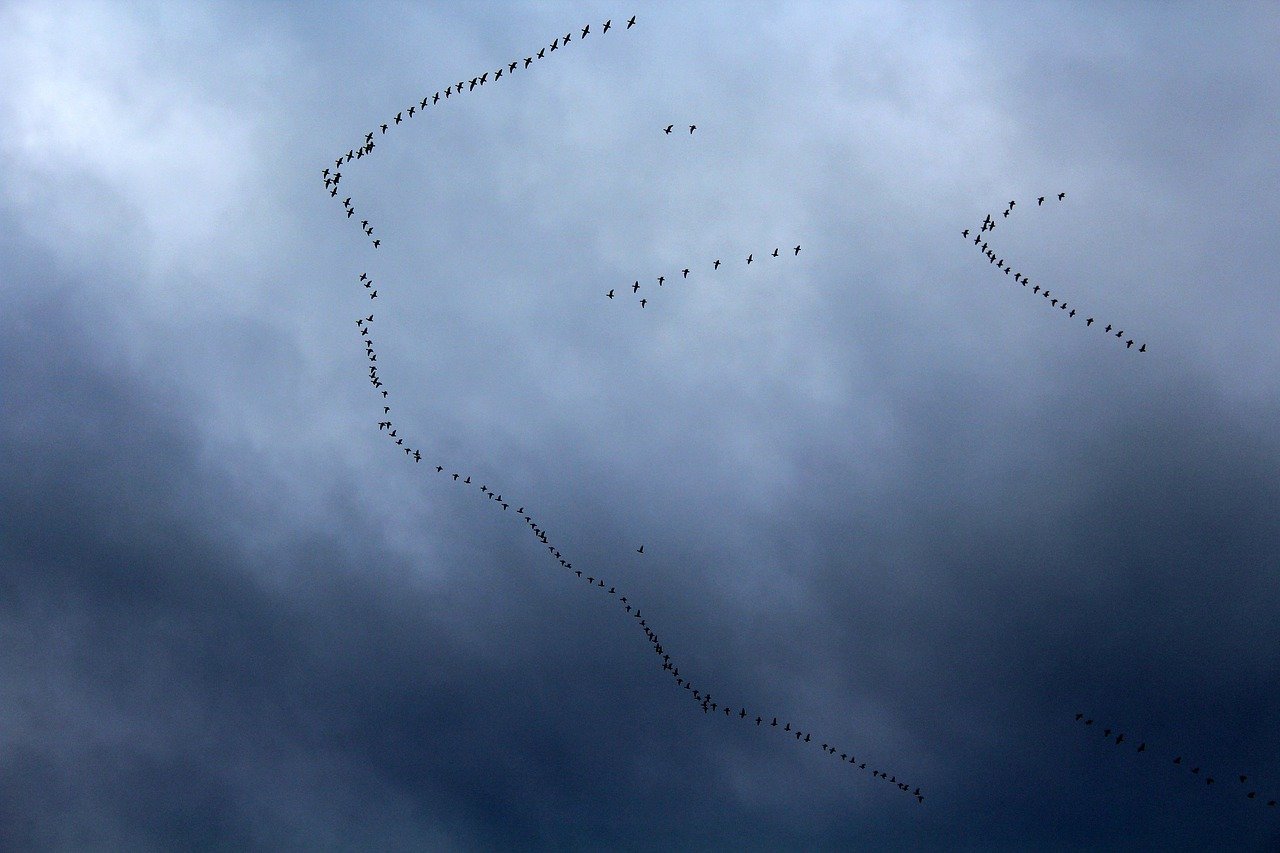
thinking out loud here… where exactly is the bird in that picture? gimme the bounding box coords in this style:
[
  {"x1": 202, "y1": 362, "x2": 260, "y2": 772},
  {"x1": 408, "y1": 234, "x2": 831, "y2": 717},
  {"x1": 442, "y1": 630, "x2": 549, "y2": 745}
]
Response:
[
  {"x1": 632, "y1": 281, "x2": 640, "y2": 293},
  {"x1": 794, "y1": 245, "x2": 801, "y2": 255},
  {"x1": 550, "y1": 39, "x2": 558, "y2": 51},
  {"x1": 581, "y1": 24, "x2": 589, "y2": 37},
  {"x1": 372, "y1": 240, "x2": 380, "y2": 248},
  {"x1": 1086, "y1": 317, "x2": 1094, "y2": 326},
  {"x1": 962, "y1": 229, "x2": 970, "y2": 238},
  {"x1": 380, "y1": 123, "x2": 388, "y2": 133},
  {"x1": 636, "y1": 545, "x2": 644, "y2": 554},
  {"x1": 394, "y1": 112, "x2": 402, "y2": 124},
  {"x1": 664, "y1": 124, "x2": 673, "y2": 134},
  {"x1": 627, "y1": 15, "x2": 636, "y2": 27},
  {"x1": 1009, "y1": 200, "x2": 1016, "y2": 208},
  {"x1": 714, "y1": 259, "x2": 721, "y2": 269},
  {"x1": 772, "y1": 248, "x2": 779, "y2": 257},
  {"x1": 607, "y1": 289, "x2": 614, "y2": 299},
  {"x1": 407, "y1": 106, "x2": 415, "y2": 116},
  {"x1": 1139, "y1": 344, "x2": 1146, "y2": 352},
  {"x1": 602, "y1": 18, "x2": 612, "y2": 32},
  {"x1": 537, "y1": 48, "x2": 545, "y2": 59},
  {"x1": 494, "y1": 68, "x2": 502, "y2": 80},
  {"x1": 508, "y1": 62, "x2": 517, "y2": 72},
  {"x1": 689, "y1": 125, "x2": 696, "y2": 134},
  {"x1": 657, "y1": 275, "x2": 664, "y2": 286},
  {"x1": 639, "y1": 298, "x2": 647, "y2": 307},
  {"x1": 361, "y1": 220, "x2": 369, "y2": 228},
  {"x1": 1038, "y1": 196, "x2": 1045, "y2": 205},
  {"x1": 370, "y1": 290, "x2": 377, "y2": 298},
  {"x1": 682, "y1": 268, "x2": 689, "y2": 278},
  {"x1": 1058, "y1": 192, "x2": 1065, "y2": 200},
  {"x1": 746, "y1": 254, "x2": 753, "y2": 264},
  {"x1": 1126, "y1": 340, "x2": 1134, "y2": 348},
  {"x1": 414, "y1": 450, "x2": 421, "y2": 462}
]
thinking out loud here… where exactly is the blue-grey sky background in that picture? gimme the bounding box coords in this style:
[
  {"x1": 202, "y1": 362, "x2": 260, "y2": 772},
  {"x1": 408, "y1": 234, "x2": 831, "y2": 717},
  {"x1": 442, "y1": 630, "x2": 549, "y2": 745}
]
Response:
[{"x1": 3, "y1": 1, "x2": 1279, "y2": 849}]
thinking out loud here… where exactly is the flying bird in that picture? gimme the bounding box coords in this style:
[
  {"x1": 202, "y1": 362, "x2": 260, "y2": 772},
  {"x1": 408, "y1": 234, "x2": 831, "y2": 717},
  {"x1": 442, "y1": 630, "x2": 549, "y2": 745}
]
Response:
[
  {"x1": 664, "y1": 124, "x2": 673, "y2": 134},
  {"x1": 682, "y1": 268, "x2": 689, "y2": 278},
  {"x1": 632, "y1": 281, "x2": 640, "y2": 293},
  {"x1": 639, "y1": 298, "x2": 647, "y2": 307},
  {"x1": 714, "y1": 259, "x2": 721, "y2": 269},
  {"x1": 794, "y1": 245, "x2": 801, "y2": 255},
  {"x1": 746, "y1": 254, "x2": 753, "y2": 264},
  {"x1": 689, "y1": 125, "x2": 696, "y2": 134},
  {"x1": 1038, "y1": 196, "x2": 1045, "y2": 205},
  {"x1": 581, "y1": 24, "x2": 589, "y2": 37},
  {"x1": 607, "y1": 289, "x2": 614, "y2": 299},
  {"x1": 603, "y1": 19, "x2": 611, "y2": 32},
  {"x1": 627, "y1": 15, "x2": 636, "y2": 28},
  {"x1": 1058, "y1": 192, "x2": 1065, "y2": 200},
  {"x1": 636, "y1": 545, "x2": 644, "y2": 554}
]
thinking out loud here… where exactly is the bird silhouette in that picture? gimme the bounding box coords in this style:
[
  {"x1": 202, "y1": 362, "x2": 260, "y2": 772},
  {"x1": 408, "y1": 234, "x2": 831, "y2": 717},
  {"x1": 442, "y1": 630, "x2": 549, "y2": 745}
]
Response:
[
  {"x1": 714, "y1": 259, "x2": 721, "y2": 269},
  {"x1": 627, "y1": 15, "x2": 636, "y2": 27},
  {"x1": 636, "y1": 545, "x2": 644, "y2": 554},
  {"x1": 639, "y1": 298, "x2": 647, "y2": 307},
  {"x1": 632, "y1": 281, "x2": 640, "y2": 293},
  {"x1": 689, "y1": 125, "x2": 696, "y2": 134},
  {"x1": 606, "y1": 289, "x2": 614, "y2": 299},
  {"x1": 794, "y1": 245, "x2": 801, "y2": 255},
  {"x1": 1058, "y1": 192, "x2": 1065, "y2": 200},
  {"x1": 664, "y1": 124, "x2": 673, "y2": 134},
  {"x1": 682, "y1": 268, "x2": 690, "y2": 278}
]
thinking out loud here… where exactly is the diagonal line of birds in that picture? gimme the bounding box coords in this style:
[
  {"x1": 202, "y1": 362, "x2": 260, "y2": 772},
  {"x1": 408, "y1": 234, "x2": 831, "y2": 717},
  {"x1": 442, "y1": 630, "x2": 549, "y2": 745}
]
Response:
[
  {"x1": 324, "y1": 15, "x2": 922, "y2": 802},
  {"x1": 610, "y1": 245, "x2": 802, "y2": 306},
  {"x1": 1073, "y1": 712, "x2": 1277, "y2": 809},
  {"x1": 963, "y1": 194, "x2": 1147, "y2": 353}
]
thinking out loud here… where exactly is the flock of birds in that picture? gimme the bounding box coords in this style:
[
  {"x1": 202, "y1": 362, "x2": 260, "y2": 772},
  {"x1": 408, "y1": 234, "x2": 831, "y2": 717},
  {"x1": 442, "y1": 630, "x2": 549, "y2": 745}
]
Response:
[
  {"x1": 963, "y1": 194, "x2": 1147, "y2": 353},
  {"x1": 323, "y1": 15, "x2": 922, "y2": 803},
  {"x1": 609, "y1": 244, "x2": 802, "y2": 307},
  {"x1": 1073, "y1": 713, "x2": 1275, "y2": 809},
  {"x1": 320, "y1": 12, "x2": 1264, "y2": 821}
]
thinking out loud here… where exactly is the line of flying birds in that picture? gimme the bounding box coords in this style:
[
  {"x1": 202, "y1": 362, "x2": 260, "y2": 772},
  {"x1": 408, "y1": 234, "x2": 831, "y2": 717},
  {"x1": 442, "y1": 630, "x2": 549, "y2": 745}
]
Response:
[
  {"x1": 351, "y1": 274, "x2": 920, "y2": 801},
  {"x1": 609, "y1": 245, "x2": 802, "y2": 307},
  {"x1": 322, "y1": 15, "x2": 637, "y2": 250},
  {"x1": 963, "y1": 194, "x2": 1147, "y2": 353},
  {"x1": 1073, "y1": 713, "x2": 1275, "y2": 809}
]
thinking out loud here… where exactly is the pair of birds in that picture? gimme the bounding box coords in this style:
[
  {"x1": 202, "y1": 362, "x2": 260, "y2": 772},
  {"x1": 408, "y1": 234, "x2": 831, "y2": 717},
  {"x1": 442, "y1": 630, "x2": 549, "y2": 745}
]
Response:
[{"x1": 664, "y1": 124, "x2": 697, "y2": 134}]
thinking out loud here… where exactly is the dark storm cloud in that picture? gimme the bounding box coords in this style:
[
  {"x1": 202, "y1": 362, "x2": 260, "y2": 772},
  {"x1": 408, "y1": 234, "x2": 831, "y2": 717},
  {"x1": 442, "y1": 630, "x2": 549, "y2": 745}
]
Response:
[{"x1": 2, "y1": 0, "x2": 1279, "y2": 849}]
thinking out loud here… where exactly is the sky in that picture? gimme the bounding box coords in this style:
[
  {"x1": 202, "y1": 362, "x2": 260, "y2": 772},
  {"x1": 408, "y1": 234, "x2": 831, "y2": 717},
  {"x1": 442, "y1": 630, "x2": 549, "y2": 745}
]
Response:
[{"x1": 2, "y1": 1, "x2": 1279, "y2": 849}]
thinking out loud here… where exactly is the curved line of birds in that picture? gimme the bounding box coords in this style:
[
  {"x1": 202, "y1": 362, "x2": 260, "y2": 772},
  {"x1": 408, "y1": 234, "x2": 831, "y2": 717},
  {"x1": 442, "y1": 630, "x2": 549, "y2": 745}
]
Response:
[
  {"x1": 352, "y1": 272, "x2": 922, "y2": 802},
  {"x1": 321, "y1": 15, "x2": 638, "y2": 251},
  {"x1": 325, "y1": 14, "x2": 923, "y2": 802},
  {"x1": 608, "y1": 245, "x2": 803, "y2": 307},
  {"x1": 1073, "y1": 713, "x2": 1276, "y2": 809},
  {"x1": 964, "y1": 194, "x2": 1147, "y2": 353}
]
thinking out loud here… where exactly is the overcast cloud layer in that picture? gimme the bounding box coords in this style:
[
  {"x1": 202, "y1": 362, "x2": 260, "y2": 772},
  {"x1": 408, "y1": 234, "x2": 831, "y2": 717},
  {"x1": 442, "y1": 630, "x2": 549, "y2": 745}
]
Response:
[{"x1": 3, "y1": 1, "x2": 1280, "y2": 849}]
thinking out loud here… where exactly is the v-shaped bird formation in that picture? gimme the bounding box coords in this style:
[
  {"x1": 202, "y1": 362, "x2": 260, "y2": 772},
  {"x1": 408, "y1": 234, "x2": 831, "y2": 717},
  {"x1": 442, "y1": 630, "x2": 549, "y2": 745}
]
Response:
[
  {"x1": 963, "y1": 194, "x2": 1148, "y2": 353},
  {"x1": 1073, "y1": 712, "x2": 1276, "y2": 809},
  {"x1": 322, "y1": 15, "x2": 919, "y2": 803}
]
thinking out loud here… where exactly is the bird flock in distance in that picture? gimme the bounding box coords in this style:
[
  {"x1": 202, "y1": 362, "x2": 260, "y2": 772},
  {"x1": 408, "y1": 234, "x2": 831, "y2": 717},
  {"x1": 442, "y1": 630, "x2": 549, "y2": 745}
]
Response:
[
  {"x1": 1073, "y1": 713, "x2": 1276, "y2": 809},
  {"x1": 963, "y1": 194, "x2": 1148, "y2": 353},
  {"x1": 320, "y1": 14, "x2": 923, "y2": 804},
  {"x1": 609, "y1": 244, "x2": 802, "y2": 307},
  {"x1": 317, "y1": 11, "x2": 1215, "y2": 816}
]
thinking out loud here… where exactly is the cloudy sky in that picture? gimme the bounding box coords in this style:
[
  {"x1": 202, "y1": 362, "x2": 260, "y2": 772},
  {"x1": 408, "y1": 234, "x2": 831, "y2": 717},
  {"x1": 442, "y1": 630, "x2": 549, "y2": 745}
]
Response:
[{"x1": 3, "y1": 1, "x2": 1279, "y2": 848}]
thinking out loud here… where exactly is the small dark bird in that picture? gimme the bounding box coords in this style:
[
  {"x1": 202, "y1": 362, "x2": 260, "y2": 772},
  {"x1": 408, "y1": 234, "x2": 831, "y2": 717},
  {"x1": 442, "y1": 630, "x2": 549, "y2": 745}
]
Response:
[
  {"x1": 380, "y1": 123, "x2": 388, "y2": 133},
  {"x1": 689, "y1": 125, "x2": 696, "y2": 134},
  {"x1": 1105, "y1": 324, "x2": 1113, "y2": 333},
  {"x1": 508, "y1": 62, "x2": 517, "y2": 72},
  {"x1": 664, "y1": 124, "x2": 673, "y2": 134},
  {"x1": 1139, "y1": 344, "x2": 1146, "y2": 352},
  {"x1": 407, "y1": 106, "x2": 415, "y2": 116},
  {"x1": 632, "y1": 281, "x2": 640, "y2": 293},
  {"x1": 714, "y1": 259, "x2": 721, "y2": 269},
  {"x1": 1126, "y1": 340, "x2": 1134, "y2": 348},
  {"x1": 657, "y1": 275, "x2": 664, "y2": 286},
  {"x1": 549, "y1": 39, "x2": 558, "y2": 51},
  {"x1": 747, "y1": 254, "x2": 753, "y2": 264},
  {"x1": 525, "y1": 57, "x2": 533, "y2": 68},
  {"x1": 636, "y1": 545, "x2": 644, "y2": 554},
  {"x1": 607, "y1": 289, "x2": 614, "y2": 299},
  {"x1": 494, "y1": 68, "x2": 502, "y2": 80},
  {"x1": 537, "y1": 48, "x2": 545, "y2": 59},
  {"x1": 582, "y1": 24, "x2": 589, "y2": 37},
  {"x1": 794, "y1": 245, "x2": 801, "y2": 255},
  {"x1": 772, "y1": 248, "x2": 779, "y2": 257},
  {"x1": 639, "y1": 298, "x2": 647, "y2": 307},
  {"x1": 962, "y1": 229, "x2": 970, "y2": 238},
  {"x1": 627, "y1": 15, "x2": 636, "y2": 28},
  {"x1": 1058, "y1": 192, "x2": 1065, "y2": 200},
  {"x1": 1086, "y1": 317, "x2": 1094, "y2": 326},
  {"x1": 394, "y1": 112, "x2": 402, "y2": 124},
  {"x1": 682, "y1": 268, "x2": 689, "y2": 278},
  {"x1": 372, "y1": 240, "x2": 380, "y2": 248}
]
